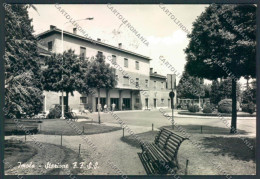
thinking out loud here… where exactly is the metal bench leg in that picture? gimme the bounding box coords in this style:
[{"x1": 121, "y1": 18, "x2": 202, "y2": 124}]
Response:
[{"x1": 175, "y1": 156, "x2": 179, "y2": 169}]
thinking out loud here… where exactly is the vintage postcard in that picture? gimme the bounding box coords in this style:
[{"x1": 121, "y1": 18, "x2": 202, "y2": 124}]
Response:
[{"x1": 2, "y1": 1, "x2": 258, "y2": 178}]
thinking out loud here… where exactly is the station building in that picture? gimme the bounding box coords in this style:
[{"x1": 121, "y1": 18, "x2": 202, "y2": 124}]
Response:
[{"x1": 37, "y1": 25, "x2": 177, "y2": 113}]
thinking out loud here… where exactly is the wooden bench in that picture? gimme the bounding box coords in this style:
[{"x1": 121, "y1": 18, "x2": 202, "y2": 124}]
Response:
[{"x1": 138, "y1": 128, "x2": 188, "y2": 174}]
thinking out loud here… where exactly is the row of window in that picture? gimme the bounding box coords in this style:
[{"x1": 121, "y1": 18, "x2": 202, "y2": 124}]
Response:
[
  {"x1": 47, "y1": 42, "x2": 141, "y2": 70},
  {"x1": 112, "y1": 55, "x2": 139, "y2": 70},
  {"x1": 122, "y1": 77, "x2": 165, "y2": 89},
  {"x1": 79, "y1": 97, "x2": 168, "y2": 105},
  {"x1": 123, "y1": 77, "x2": 149, "y2": 87}
]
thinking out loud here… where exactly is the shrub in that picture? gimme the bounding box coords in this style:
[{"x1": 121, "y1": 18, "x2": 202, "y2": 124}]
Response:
[
  {"x1": 47, "y1": 105, "x2": 71, "y2": 119},
  {"x1": 181, "y1": 105, "x2": 187, "y2": 110},
  {"x1": 188, "y1": 104, "x2": 199, "y2": 113},
  {"x1": 218, "y1": 99, "x2": 232, "y2": 113},
  {"x1": 202, "y1": 105, "x2": 213, "y2": 113},
  {"x1": 242, "y1": 103, "x2": 255, "y2": 114},
  {"x1": 47, "y1": 105, "x2": 61, "y2": 119},
  {"x1": 134, "y1": 103, "x2": 142, "y2": 110}
]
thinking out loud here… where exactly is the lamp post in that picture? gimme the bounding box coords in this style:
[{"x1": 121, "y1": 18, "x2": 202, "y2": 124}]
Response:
[{"x1": 60, "y1": 17, "x2": 94, "y2": 119}]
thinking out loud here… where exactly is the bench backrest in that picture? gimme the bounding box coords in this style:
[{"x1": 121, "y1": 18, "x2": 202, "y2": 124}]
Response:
[{"x1": 154, "y1": 128, "x2": 188, "y2": 161}]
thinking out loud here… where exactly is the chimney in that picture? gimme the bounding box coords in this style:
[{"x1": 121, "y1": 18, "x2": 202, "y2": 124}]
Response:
[
  {"x1": 73, "y1": 28, "x2": 77, "y2": 34},
  {"x1": 50, "y1": 25, "x2": 56, "y2": 30},
  {"x1": 150, "y1": 68, "x2": 153, "y2": 74},
  {"x1": 118, "y1": 43, "x2": 122, "y2": 48},
  {"x1": 97, "y1": 38, "x2": 101, "y2": 42}
]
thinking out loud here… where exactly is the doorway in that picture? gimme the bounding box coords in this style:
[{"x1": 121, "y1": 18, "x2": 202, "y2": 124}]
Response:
[
  {"x1": 145, "y1": 98, "x2": 148, "y2": 109},
  {"x1": 153, "y1": 99, "x2": 157, "y2": 108},
  {"x1": 96, "y1": 98, "x2": 106, "y2": 111},
  {"x1": 110, "y1": 98, "x2": 119, "y2": 111},
  {"x1": 123, "y1": 98, "x2": 131, "y2": 110}
]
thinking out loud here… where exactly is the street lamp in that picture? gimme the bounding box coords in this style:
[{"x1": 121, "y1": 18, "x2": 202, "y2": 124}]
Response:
[{"x1": 60, "y1": 17, "x2": 94, "y2": 119}]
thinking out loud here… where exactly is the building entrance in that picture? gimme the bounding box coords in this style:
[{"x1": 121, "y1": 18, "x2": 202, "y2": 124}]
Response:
[
  {"x1": 123, "y1": 98, "x2": 131, "y2": 110},
  {"x1": 96, "y1": 98, "x2": 106, "y2": 111},
  {"x1": 153, "y1": 99, "x2": 157, "y2": 108},
  {"x1": 110, "y1": 98, "x2": 119, "y2": 111},
  {"x1": 145, "y1": 98, "x2": 149, "y2": 109}
]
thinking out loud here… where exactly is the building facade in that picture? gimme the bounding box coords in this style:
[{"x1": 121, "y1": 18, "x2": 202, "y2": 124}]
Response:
[{"x1": 38, "y1": 25, "x2": 177, "y2": 113}]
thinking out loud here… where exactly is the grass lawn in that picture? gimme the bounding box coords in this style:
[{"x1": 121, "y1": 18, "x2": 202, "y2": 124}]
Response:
[
  {"x1": 202, "y1": 136, "x2": 256, "y2": 162},
  {"x1": 38, "y1": 119, "x2": 121, "y2": 135},
  {"x1": 4, "y1": 140, "x2": 37, "y2": 170},
  {"x1": 5, "y1": 119, "x2": 40, "y2": 135},
  {"x1": 121, "y1": 125, "x2": 255, "y2": 175},
  {"x1": 121, "y1": 125, "x2": 248, "y2": 148},
  {"x1": 121, "y1": 130, "x2": 158, "y2": 148}
]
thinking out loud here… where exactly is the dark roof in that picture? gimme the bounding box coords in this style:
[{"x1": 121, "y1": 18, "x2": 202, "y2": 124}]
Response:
[
  {"x1": 150, "y1": 72, "x2": 167, "y2": 79},
  {"x1": 37, "y1": 44, "x2": 52, "y2": 56},
  {"x1": 36, "y1": 28, "x2": 152, "y2": 61}
]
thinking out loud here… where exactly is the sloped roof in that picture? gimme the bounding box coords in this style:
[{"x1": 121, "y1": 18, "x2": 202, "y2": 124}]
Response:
[
  {"x1": 36, "y1": 28, "x2": 152, "y2": 61},
  {"x1": 37, "y1": 43, "x2": 52, "y2": 56},
  {"x1": 150, "y1": 72, "x2": 167, "y2": 79}
]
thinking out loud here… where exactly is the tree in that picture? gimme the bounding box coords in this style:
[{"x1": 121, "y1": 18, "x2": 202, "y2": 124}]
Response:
[
  {"x1": 4, "y1": 4, "x2": 43, "y2": 118},
  {"x1": 85, "y1": 53, "x2": 117, "y2": 124},
  {"x1": 177, "y1": 71, "x2": 205, "y2": 100},
  {"x1": 42, "y1": 49, "x2": 83, "y2": 113},
  {"x1": 218, "y1": 78, "x2": 241, "y2": 99},
  {"x1": 210, "y1": 78, "x2": 241, "y2": 105},
  {"x1": 210, "y1": 80, "x2": 221, "y2": 105},
  {"x1": 241, "y1": 79, "x2": 256, "y2": 104},
  {"x1": 204, "y1": 84, "x2": 211, "y2": 98},
  {"x1": 185, "y1": 4, "x2": 256, "y2": 133}
]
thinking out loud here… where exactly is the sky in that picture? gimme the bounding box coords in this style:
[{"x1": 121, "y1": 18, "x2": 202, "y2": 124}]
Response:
[{"x1": 29, "y1": 4, "x2": 217, "y2": 85}]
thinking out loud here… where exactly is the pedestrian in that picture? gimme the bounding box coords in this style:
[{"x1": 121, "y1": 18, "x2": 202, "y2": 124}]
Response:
[
  {"x1": 104, "y1": 104, "x2": 107, "y2": 113},
  {"x1": 112, "y1": 103, "x2": 116, "y2": 112},
  {"x1": 122, "y1": 103, "x2": 125, "y2": 110},
  {"x1": 98, "y1": 103, "x2": 102, "y2": 112}
]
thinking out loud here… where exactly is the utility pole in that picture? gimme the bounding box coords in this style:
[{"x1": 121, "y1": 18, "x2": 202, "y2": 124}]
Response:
[{"x1": 169, "y1": 75, "x2": 175, "y2": 130}]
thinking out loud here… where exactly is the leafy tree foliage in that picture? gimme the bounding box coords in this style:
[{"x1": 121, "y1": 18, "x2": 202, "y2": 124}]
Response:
[
  {"x1": 210, "y1": 80, "x2": 221, "y2": 105},
  {"x1": 42, "y1": 49, "x2": 84, "y2": 112},
  {"x1": 184, "y1": 4, "x2": 256, "y2": 133},
  {"x1": 218, "y1": 78, "x2": 241, "y2": 99},
  {"x1": 4, "y1": 4, "x2": 43, "y2": 118},
  {"x1": 204, "y1": 84, "x2": 211, "y2": 98},
  {"x1": 210, "y1": 78, "x2": 241, "y2": 105},
  {"x1": 241, "y1": 79, "x2": 256, "y2": 104},
  {"x1": 177, "y1": 71, "x2": 205, "y2": 99}
]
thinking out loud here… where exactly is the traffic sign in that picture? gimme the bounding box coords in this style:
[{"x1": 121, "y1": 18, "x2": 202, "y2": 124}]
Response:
[{"x1": 169, "y1": 91, "x2": 175, "y2": 99}]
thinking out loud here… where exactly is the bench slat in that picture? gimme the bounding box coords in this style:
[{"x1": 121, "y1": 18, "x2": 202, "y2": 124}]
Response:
[
  {"x1": 163, "y1": 130, "x2": 184, "y2": 141},
  {"x1": 148, "y1": 143, "x2": 169, "y2": 163},
  {"x1": 163, "y1": 128, "x2": 188, "y2": 140},
  {"x1": 152, "y1": 143, "x2": 171, "y2": 162},
  {"x1": 166, "y1": 141, "x2": 178, "y2": 152},
  {"x1": 168, "y1": 137, "x2": 182, "y2": 146}
]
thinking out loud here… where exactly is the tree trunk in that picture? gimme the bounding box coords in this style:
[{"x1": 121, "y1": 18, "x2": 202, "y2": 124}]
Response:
[
  {"x1": 98, "y1": 88, "x2": 101, "y2": 124},
  {"x1": 230, "y1": 78, "x2": 237, "y2": 133},
  {"x1": 65, "y1": 91, "x2": 69, "y2": 113}
]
